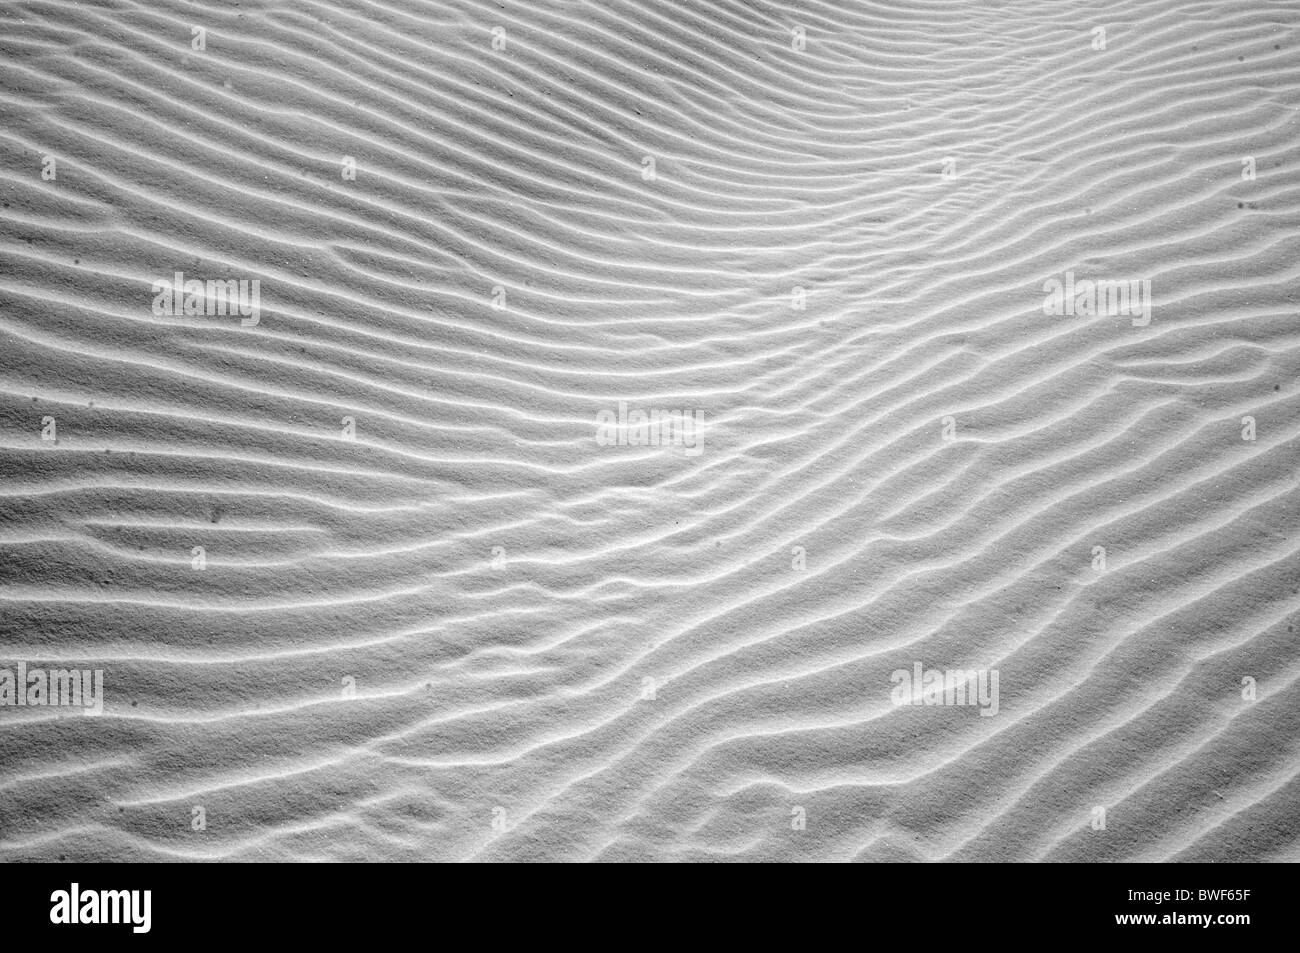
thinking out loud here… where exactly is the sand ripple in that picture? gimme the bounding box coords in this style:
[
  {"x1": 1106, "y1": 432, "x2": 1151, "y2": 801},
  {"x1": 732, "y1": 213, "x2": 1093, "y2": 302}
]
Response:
[{"x1": 1, "y1": 0, "x2": 1298, "y2": 861}]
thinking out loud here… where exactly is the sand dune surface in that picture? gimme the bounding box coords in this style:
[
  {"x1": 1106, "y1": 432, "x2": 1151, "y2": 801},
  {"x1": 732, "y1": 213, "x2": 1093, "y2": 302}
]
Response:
[{"x1": 1, "y1": 0, "x2": 1298, "y2": 862}]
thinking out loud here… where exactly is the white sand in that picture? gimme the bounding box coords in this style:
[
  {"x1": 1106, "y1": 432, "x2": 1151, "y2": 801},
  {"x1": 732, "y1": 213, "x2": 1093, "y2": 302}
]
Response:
[{"x1": 0, "y1": 0, "x2": 1297, "y2": 862}]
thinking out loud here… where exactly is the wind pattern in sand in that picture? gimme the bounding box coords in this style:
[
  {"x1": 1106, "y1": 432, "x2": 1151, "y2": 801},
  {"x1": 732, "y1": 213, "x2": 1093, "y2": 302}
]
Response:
[{"x1": 1, "y1": 0, "x2": 1298, "y2": 862}]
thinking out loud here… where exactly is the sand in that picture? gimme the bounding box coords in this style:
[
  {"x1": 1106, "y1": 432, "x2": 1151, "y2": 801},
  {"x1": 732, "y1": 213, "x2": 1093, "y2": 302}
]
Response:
[{"x1": 0, "y1": 0, "x2": 1297, "y2": 862}]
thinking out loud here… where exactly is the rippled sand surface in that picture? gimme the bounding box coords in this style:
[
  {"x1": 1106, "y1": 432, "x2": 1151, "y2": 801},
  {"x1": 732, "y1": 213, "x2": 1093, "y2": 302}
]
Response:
[{"x1": 1, "y1": 0, "x2": 1298, "y2": 862}]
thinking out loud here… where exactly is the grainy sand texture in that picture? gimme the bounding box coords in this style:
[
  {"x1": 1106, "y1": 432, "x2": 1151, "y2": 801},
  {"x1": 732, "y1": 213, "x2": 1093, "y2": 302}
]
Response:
[{"x1": 1, "y1": 0, "x2": 1298, "y2": 863}]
